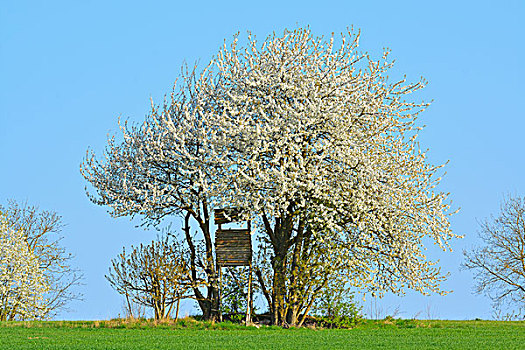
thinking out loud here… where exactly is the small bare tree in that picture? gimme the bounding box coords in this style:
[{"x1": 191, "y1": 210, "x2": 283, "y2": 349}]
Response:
[
  {"x1": 463, "y1": 195, "x2": 525, "y2": 316},
  {"x1": 106, "y1": 237, "x2": 193, "y2": 320}
]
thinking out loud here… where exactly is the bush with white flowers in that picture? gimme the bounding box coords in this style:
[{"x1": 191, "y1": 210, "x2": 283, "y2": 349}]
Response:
[{"x1": 0, "y1": 212, "x2": 49, "y2": 320}]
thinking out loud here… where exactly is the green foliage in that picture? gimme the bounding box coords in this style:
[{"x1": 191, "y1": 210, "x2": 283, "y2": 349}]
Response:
[
  {"x1": 219, "y1": 267, "x2": 257, "y2": 320},
  {"x1": 311, "y1": 315, "x2": 362, "y2": 329},
  {"x1": 311, "y1": 281, "x2": 363, "y2": 328},
  {"x1": 219, "y1": 268, "x2": 248, "y2": 315}
]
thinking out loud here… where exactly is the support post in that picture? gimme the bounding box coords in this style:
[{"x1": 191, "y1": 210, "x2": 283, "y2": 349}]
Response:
[
  {"x1": 218, "y1": 265, "x2": 222, "y2": 322},
  {"x1": 245, "y1": 262, "x2": 253, "y2": 325}
]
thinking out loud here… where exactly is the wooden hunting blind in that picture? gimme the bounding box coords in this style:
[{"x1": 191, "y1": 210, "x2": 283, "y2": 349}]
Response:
[
  {"x1": 215, "y1": 229, "x2": 252, "y2": 266},
  {"x1": 214, "y1": 208, "x2": 252, "y2": 267},
  {"x1": 214, "y1": 208, "x2": 254, "y2": 324}
]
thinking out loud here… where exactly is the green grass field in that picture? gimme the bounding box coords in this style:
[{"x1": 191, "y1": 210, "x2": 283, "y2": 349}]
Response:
[{"x1": 1, "y1": 319, "x2": 524, "y2": 349}]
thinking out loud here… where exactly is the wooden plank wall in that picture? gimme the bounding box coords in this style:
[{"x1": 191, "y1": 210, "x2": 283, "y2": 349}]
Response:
[{"x1": 215, "y1": 229, "x2": 252, "y2": 266}]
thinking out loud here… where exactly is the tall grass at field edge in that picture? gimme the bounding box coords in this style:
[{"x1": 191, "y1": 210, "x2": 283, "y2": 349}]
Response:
[{"x1": 1, "y1": 318, "x2": 524, "y2": 331}]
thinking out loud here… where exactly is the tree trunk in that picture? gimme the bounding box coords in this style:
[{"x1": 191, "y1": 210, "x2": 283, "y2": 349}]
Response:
[
  {"x1": 175, "y1": 298, "x2": 180, "y2": 320},
  {"x1": 271, "y1": 248, "x2": 287, "y2": 325},
  {"x1": 199, "y1": 202, "x2": 221, "y2": 322},
  {"x1": 269, "y1": 213, "x2": 294, "y2": 326},
  {"x1": 263, "y1": 210, "x2": 315, "y2": 327},
  {"x1": 124, "y1": 292, "x2": 133, "y2": 319},
  {"x1": 153, "y1": 300, "x2": 161, "y2": 320},
  {"x1": 183, "y1": 208, "x2": 220, "y2": 321},
  {"x1": 205, "y1": 281, "x2": 220, "y2": 321},
  {"x1": 286, "y1": 218, "x2": 305, "y2": 326}
]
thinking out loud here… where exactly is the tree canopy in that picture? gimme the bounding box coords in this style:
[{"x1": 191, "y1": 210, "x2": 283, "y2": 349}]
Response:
[{"x1": 82, "y1": 27, "x2": 459, "y2": 326}]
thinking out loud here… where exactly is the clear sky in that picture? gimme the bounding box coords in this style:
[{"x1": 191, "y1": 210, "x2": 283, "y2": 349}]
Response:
[{"x1": 1, "y1": 0, "x2": 524, "y2": 320}]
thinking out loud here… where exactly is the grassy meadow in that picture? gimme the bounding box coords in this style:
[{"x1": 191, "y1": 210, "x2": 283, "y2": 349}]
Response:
[{"x1": 1, "y1": 319, "x2": 524, "y2": 349}]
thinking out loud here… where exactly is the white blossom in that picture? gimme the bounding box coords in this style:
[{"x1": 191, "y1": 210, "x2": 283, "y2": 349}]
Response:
[
  {"x1": 81, "y1": 28, "x2": 460, "y2": 325},
  {"x1": 0, "y1": 212, "x2": 49, "y2": 320}
]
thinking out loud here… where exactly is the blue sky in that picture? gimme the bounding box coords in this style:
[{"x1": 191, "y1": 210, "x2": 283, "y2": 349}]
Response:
[{"x1": 1, "y1": 0, "x2": 524, "y2": 320}]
